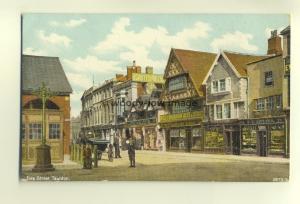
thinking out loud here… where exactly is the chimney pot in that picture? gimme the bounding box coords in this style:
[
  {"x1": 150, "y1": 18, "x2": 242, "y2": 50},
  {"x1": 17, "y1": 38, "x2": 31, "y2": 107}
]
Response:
[{"x1": 133, "y1": 60, "x2": 136, "y2": 67}]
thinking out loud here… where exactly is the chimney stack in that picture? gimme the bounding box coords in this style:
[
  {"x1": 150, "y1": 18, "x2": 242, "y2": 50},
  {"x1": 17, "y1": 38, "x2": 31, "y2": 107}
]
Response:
[
  {"x1": 267, "y1": 30, "x2": 282, "y2": 55},
  {"x1": 133, "y1": 60, "x2": 136, "y2": 67},
  {"x1": 127, "y1": 67, "x2": 133, "y2": 80}
]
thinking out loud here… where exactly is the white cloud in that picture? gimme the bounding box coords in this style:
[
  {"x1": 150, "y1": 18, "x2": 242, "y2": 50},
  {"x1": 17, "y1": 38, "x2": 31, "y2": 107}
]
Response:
[
  {"x1": 49, "y1": 21, "x2": 60, "y2": 27},
  {"x1": 65, "y1": 18, "x2": 87, "y2": 28},
  {"x1": 49, "y1": 18, "x2": 87, "y2": 28},
  {"x1": 94, "y1": 17, "x2": 211, "y2": 55},
  {"x1": 211, "y1": 31, "x2": 258, "y2": 53},
  {"x1": 23, "y1": 47, "x2": 47, "y2": 56},
  {"x1": 66, "y1": 72, "x2": 92, "y2": 89},
  {"x1": 92, "y1": 17, "x2": 212, "y2": 72},
  {"x1": 119, "y1": 46, "x2": 166, "y2": 73},
  {"x1": 38, "y1": 30, "x2": 72, "y2": 47},
  {"x1": 70, "y1": 90, "x2": 84, "y2": 117},
  {"x1": 63, "y1": 55, "x2": 121, "y2": 74}
]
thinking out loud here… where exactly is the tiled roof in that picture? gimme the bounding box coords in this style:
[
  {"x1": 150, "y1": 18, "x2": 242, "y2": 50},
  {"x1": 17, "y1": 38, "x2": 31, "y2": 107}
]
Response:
[
  {"x1": 223, "y1": 51, "x2": 269, "y2": 77},
  {"x1": 22, "y1": 55, "x2": 72, "y2": 94},
  {"x1": 173, "y1": 48, "x2": 217, "y2": 95}
]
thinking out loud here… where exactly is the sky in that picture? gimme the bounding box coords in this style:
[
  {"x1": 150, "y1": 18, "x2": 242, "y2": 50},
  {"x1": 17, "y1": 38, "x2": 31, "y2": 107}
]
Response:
[{"x1": 22, "y1": 14, "x2": 289, "y2": 117}]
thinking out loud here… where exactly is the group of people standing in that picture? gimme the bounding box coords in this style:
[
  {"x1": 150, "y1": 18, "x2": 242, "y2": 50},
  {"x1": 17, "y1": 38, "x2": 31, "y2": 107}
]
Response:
[{"x1": 82, "y1": 133, "x2": 136, "y2": 169}]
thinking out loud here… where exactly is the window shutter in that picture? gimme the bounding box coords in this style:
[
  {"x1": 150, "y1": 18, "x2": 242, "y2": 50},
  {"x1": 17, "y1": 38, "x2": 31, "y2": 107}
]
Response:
[
  {"x1": 211, "y1": 81, "x2": 214, "y2": 93},
  {"x1": 226, "y1": 77, "x2": 231, "y2": 91}
]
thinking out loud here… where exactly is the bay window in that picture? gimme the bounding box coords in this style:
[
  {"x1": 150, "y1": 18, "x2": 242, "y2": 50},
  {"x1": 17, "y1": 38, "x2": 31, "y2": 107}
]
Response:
[
  {"x1": 224, "y1": 103, "x2": 231, "y2": 119},
  {"x1": 211, "y1": 77, "x2": 231, "y2": 93},
  {"x1": 168, "y1": 75, "x2": 187, "y2": 92},
  {"x1": 216, "y1": 105, "x2": 222, "y2": 119}
]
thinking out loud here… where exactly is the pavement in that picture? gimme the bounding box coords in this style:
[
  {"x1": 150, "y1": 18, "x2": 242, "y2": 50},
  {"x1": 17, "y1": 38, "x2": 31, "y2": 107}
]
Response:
[{"x1": 21, "y1": 150, "x2": 289, "y2": 182}]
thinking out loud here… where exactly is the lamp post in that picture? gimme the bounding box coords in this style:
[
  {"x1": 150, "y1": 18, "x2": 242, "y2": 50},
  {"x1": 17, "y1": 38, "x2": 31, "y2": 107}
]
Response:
[{"x1": 32, "y1": 82, "x2": 55, "y2": 172}]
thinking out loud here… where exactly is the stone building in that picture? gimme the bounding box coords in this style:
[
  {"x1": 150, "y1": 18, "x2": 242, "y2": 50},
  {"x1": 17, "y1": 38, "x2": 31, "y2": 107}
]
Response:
[
  {"x1": 81, "y1": 79, "x2": 116, "y2": 141},
  {"x1": 160, "y1": 48, "x2": 216, "y2": 152},
  {"x1": 202, "y1": 51, "x2": 268, "y2": 155},
  {"x1": 126, "y1": 71, "x2": 165, "y2": 151},
  {"x1": 113, "y1": 61, "x2": 164, "y2": 149},
  {"x1": 21, "y1": 55, "x2": 72, "y2": 164},
  {"x1": 245, "y1": 28, "x2": 290, "y2": 157}
]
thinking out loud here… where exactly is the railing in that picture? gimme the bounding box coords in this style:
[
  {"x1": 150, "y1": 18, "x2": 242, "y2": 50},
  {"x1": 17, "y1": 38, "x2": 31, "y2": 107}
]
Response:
[
  {"x1": 159, "y1": 111, "x2": 204, "y2": 123},
  {"x1": 70, "y1": 143, "x2": 84, "y2": 164}
]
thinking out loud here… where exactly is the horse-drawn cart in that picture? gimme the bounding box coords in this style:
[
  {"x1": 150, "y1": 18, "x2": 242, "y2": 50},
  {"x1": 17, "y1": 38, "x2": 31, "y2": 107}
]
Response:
[{"x1": 86, "y1": 137, "x2": 110, "y2": 160}]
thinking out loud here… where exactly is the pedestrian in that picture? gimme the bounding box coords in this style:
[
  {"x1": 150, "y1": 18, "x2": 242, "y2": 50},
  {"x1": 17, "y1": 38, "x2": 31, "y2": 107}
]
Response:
[
  {"x1": 82, "y1": 145, "x2": 87, "y2": 169},
  {"x1": 86, "y1": 144, "x2": 93, "y2": 169},
  {"x1": 93, "y1": 145, "x2": 98, "y2": 168},
  {"x1": 127, "y1": 137, "x2": 136, "y2": 167},
  {"x1": 108, "y1": 144, "x2": 114, "y2": 162},
  {"x1": 114, "y1": 135, "x2": 121, "y2": 158}
]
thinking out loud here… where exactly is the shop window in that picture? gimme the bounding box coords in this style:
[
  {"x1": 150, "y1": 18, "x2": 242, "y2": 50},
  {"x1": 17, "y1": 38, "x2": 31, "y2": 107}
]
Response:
[
  {"x1": 216, "y1": 105, "x2": 222, "y2": 119},
  {"x1": 170, "y1": 129, "x2": 186, "y2": 149},
  {"x1": 192, "y1": 128, "x2": 202, "y2": 149},
  {"x1": 168, "y1": 75, "x2": 187, "y2": 92},
  {"x1": 49, "y1": 123, "x2": 60, "y2": 139},
  {"x1": 270, "y1": 130, "x2": 285, "y2": 154},
  {"x1": 264, "y1": 71, "x2": 273, "y2": 86},
  {"x1": 241, "y1": 127, "x2": 257, "y2": 153},
  {"x1": 204, "y1": 130, "x2": 224, "y2": 148},
  {"x1": 224, "y1": 103, "x2": 231, "y2": 119},
  {"x1": 29, "y1": 123, "x2": 42, "y2": 140}
]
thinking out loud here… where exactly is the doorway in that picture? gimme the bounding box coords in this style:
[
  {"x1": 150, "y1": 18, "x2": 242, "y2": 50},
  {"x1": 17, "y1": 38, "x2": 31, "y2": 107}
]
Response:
[
  {"x1": 232, "y1": 131, "x2": 240, "y2": 155},
  {"x1": 258, "y1": 131, "x2": 268, "y2": 157}
]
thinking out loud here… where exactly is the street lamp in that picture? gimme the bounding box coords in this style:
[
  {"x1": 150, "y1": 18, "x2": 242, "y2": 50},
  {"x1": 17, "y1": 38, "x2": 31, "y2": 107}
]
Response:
[{"x1": 32, "y1": 82, "x2": 55, "y2": 172}]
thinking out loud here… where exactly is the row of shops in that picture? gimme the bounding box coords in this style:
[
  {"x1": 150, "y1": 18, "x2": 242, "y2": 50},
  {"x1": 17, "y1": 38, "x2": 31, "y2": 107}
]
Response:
[{"x1": 162, "y1": 116, "x2": 288, "y2": 157}]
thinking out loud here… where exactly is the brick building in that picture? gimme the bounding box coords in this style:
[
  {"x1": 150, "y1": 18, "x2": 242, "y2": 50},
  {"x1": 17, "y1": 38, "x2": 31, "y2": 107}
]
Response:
[{"x1": 21, "y1": 55, "x2": 72, "y2": 164}]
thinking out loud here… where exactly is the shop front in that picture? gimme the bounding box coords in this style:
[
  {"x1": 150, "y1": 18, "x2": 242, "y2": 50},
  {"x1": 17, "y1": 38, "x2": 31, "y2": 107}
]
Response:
[
  {"x1": 160, "y1": 111, "x2": 204, "y2": 152},
  {"x1": 203, "y1": 121, "x2": 240, "y2": 155},
  {"x1": 240, "y1": 117, "x2": 287, "y2": 157}
]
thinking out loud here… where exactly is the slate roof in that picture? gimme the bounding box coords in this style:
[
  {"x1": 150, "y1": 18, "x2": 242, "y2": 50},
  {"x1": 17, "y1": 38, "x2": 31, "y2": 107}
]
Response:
[
  {"x1": 223, "y1": 51, "x2": 269, "y2": 77},
  {"x1": 172, "y1": 48, "x2": 217, "y2": 95},
  {"x1": 22, "y1": 55, "x2": 72, "y2": 95}
]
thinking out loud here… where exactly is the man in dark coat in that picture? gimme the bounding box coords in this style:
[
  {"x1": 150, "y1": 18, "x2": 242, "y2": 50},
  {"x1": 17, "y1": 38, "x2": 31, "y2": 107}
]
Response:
[
  {"x1": 86, "y1": 144, "x2": 93, "y2": 169},
  {"x1": 114, "y1": 135, "x2": 121, "y2": 158},
  {"x1": 127, "y1": 137, "x2": 136, "y2": 167}
]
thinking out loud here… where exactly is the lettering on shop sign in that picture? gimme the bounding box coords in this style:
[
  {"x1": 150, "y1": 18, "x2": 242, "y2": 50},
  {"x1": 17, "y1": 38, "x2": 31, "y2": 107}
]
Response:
[
  {"x1": 240, "y1": 117, "x2": 285, "y2": 125},
  {"x1": 160, "y1": 111, "x2": 204, "y2": 123},
  {"x1": 132, "y1": 73, "x2": 165, "y2": 84}
]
